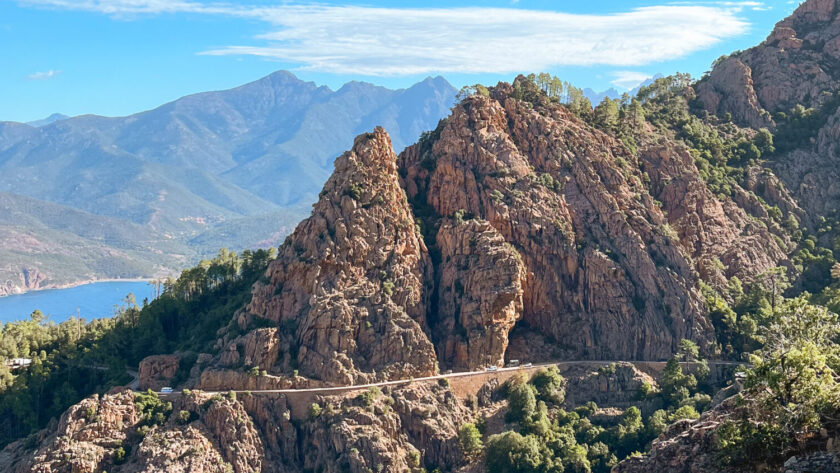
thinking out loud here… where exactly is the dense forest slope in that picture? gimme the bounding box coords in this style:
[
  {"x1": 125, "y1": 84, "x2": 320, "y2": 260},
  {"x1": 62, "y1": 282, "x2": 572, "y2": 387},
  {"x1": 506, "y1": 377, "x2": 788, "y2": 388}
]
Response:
[
  {"x1": 6, "y1": 0, "x2": 840, "y2": 471},
  {"x1": 0, "y1": 73, "x2": 456, "y2": 296}
]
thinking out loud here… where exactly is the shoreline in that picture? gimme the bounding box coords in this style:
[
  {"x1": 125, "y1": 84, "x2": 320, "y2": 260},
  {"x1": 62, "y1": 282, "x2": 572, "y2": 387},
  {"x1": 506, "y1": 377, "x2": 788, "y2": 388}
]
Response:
[{"x1": 0, "y1": 278, "x2": 160, "y2": 298}]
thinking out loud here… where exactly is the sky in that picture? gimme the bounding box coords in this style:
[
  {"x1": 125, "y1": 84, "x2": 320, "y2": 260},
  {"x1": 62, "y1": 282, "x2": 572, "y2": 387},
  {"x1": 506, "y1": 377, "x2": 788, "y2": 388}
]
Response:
[{"x1": 1, "y1": 0, "x2": 803, "y2": 123}]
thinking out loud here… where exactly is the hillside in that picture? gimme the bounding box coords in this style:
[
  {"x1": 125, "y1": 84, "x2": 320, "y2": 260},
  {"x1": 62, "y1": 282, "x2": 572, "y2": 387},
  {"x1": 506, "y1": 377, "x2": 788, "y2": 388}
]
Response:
[
  {"x1": 5, "y1": 0, "x2": 840, "y2": 471},
  {"x1": 0, "y1": 72, "x2": 456, "y2": 295}
]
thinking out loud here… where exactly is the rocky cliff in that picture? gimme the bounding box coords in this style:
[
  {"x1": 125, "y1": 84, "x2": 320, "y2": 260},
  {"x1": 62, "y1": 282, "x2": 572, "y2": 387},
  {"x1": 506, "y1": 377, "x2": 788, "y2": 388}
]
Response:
[
  {"x1": 203, "y1": 71, "x2": 799, "y2": 387},
  {"x1": 0, "y1": 382, "x2": 470, "y2": 473},
  {"x1": 697, "y1": 0, "x2": 840, "y2": 128},
  {"x1": 399, "y1": 81, "x2": 787, "y2": 362},
  {"x1": 697, "y1": 0, "x2": 840, "y2": 216}
]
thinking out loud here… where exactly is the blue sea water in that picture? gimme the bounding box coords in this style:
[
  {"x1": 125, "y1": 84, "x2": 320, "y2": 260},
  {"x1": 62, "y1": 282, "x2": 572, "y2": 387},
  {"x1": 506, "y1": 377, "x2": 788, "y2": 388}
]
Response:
[{"x1": 0, "y1": 281, "x2": 157, "y2": 324}]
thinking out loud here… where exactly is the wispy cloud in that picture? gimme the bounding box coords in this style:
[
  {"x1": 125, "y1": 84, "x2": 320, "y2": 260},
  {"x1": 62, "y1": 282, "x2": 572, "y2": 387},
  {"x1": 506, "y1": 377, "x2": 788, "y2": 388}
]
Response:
[
  {"x1": 28, "y1": 69, "x2": 62, "y2": 80},
  {"x1": 669, "y1": 1, "x2": 769, "y2": 11},
  {"x1": 610, "y1": 71, "x2": 654, "y2": 90},
  {"x1": 17, "y1": 1, "x2": 751, "y2": 76}
]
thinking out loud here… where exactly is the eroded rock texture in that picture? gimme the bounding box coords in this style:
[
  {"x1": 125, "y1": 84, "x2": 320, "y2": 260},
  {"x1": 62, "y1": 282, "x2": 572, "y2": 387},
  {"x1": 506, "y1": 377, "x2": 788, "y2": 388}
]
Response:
[
  {"x1": 697, "y1": 0, "x2": 840, "y2": 216},
  {"x1": 400, "y1": 85, "x2": 714, "y2": 361},
  {"x1": 138, "y1": 354, "x2": 181, "y2": 391},
  {"x1": 301, "y1": 383, "x2": 469, "y2": 473},
  {"x1": 638, "y1": 143, "x2": 789, "y2": 285},
  {"x1": 0, "y1": 390, "x2": 263, "y2": 473},
  {"x1": 434, "y1": 219, "x2": 526, "y2": 370},
  {"x1": 244, "y1": 127, "x2": 438, "y2": 384},
  {"x1": 697, "y1": 0, "x2": 840, "y2": 128}
]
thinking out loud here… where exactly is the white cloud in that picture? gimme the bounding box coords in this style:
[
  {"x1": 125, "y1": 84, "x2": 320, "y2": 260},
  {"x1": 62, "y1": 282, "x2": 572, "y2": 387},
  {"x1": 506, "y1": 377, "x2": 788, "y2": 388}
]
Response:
[
  {"x1": 669, "y1": 1, "x2": 769, "y2": 11},
  {"x1": 18, "y1": 1, "x2": 751, "y2": 76},
  {"x1": 18, "y1": 0, "x2": 231, "y2": 15},
  {"x1": 28, "y1": 69, "x2": 62, "y2": 80},
  {"x1": 610, "y1": 71, "x2": 653, "y2": 90}
]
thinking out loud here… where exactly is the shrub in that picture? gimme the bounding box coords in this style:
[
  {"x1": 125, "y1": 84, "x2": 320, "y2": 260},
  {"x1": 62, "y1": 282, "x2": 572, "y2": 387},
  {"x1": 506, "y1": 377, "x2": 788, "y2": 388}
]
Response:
[
  {"x1": 135, "y1": 390, "x2": 172, "y2": 427},
  {"x1": 530, "y1": 367, "x2": 565, "y2": 403},
  {"x1": 458, "y1": 423, "x2": 484, "y2": 457},
  {"x1": 506, "y1": 382, "x2": 537, "y2": 423},
  {"x1": 177, "y1": 410, "x2": 192, "y2": 424},
  {"x1": 346, "y1": 182, "x2": 363, "y2": 200},
  {"x1": 485, "y1": 431, "x2": 543, "y2": 473},
  {"x1": 357, "y1": 387, "x2": 381, "y2": 407},
  {"x1": 113, "y1": 444, "x2": 130, "y2": 465},
  {"x1": 407, "y1": 449, "x2": 421, "y2": 468},
  {"x1": 382, "y1": 280, "x2": 395, "y2": 297},
  {"x1": 669, "y1": 405, "x2": 700, "y2": 422},
  {"x1": 308, "y1": 403, "x2": 322, "y2": 419}
]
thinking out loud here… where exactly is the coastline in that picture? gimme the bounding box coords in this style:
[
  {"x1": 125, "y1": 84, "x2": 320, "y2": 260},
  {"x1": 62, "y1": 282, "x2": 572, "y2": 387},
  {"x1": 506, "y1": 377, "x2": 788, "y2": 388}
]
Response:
[{"x1": 0, "y1": 278, "x2": 160, "y2": 298}]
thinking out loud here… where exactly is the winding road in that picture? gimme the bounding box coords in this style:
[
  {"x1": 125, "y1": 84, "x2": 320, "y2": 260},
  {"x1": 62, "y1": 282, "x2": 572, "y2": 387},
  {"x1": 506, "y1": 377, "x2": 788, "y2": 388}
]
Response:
[{"x1": 152, "y1": 359, "x2": 748, "y2": 396}]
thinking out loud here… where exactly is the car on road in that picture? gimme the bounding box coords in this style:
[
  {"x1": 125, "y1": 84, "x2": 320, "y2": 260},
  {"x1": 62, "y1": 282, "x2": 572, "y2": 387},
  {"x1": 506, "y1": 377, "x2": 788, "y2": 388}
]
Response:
[
  {"x1": 487, "y1": 366, "x2": 498, "y2": 372},
  {"x1": 444, "y1": 370, "x2": 453, "y2": 375},
  {"x1": 506, "y1": 360, "x2": 520, "y2": 367},
  {"x1": 160, "y1": 387, "x2": 173, "y2": 394},
  {"x1": 523, "y1": 362, "x2": 533, "y2": 368}
]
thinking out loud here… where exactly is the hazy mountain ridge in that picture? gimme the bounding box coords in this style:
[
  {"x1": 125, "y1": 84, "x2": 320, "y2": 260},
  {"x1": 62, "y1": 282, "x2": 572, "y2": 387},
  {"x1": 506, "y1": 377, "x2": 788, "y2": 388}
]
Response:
[
  {"x1": 0, "y1": 71, "x2": 457, "y2": 295},
  {"x1": 25, "y1": 113, "x2": 70, "y2": 128}
]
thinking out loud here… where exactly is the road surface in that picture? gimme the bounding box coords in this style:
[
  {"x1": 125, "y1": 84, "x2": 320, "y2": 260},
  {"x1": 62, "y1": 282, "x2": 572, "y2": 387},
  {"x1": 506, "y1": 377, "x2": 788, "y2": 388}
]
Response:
[{"x1": 149, "y1": 359, "x2": 748, "y2": 396}]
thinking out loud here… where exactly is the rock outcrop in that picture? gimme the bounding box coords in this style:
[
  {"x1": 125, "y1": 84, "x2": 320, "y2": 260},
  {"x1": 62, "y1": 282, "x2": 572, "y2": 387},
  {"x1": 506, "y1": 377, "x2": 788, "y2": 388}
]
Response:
[
  {"x1": 773, "y1": 105, "x2": 840, "y2": 217},
  {"x1": 639, "y1": 143, "x2": 789, "y2": 285},
  {"x1": 0, "y1": 267, "x2": 46, "y2": 296},
  {"x1": 0, "y1": 390, "x2": 264, "y2": 473},
  {"x1": 302, "y1": 383, "x2": 469, "y2": 473},
  {"x1": 696, "y1": 0, "x2": 840, "y2": 217},
  {"x1": 400, "y1": 83, "x2": 714, "y2": 360},
  {"x1": 561, "y1": 362, "x2": 657, "y2": 410},
  {"x1": 239, "y1": 127, "x2": 438, "y2": 385},
  {"x1": 613, "y1": 394, "x2": 840, "y2": 473},
  {"x1": 434, "y1": 219, "x2": 526, "y2": 369},
  {"x1": 697, "y1": 0, "x2": 840, "y2": 128},
  {"x1": 138, "y1": 354, "x2": 181, "y2": 391}
]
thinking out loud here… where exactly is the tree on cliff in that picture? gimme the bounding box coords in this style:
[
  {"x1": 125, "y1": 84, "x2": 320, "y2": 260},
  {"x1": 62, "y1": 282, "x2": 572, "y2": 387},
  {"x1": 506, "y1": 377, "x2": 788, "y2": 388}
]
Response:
[{"x1": 717, "y1": 297, "x2": 840, "y2": 465}]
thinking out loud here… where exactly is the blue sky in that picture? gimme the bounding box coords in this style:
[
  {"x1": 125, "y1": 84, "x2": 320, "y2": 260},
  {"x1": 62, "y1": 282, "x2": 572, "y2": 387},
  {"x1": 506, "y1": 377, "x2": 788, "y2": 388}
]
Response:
[{"x1": 1, "y1": 0, "x2": 801, "y2": 123}]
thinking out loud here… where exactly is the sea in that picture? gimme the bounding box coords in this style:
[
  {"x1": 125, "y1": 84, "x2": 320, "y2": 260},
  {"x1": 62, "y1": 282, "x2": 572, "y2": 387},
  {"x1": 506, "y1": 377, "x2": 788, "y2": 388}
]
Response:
[{"x1": 0, "y1": 281, "x2": 157, "y2": 325}]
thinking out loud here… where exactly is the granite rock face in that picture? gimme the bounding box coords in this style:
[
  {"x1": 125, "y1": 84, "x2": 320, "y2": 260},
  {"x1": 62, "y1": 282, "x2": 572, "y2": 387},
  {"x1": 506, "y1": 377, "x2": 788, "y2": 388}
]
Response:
[
  {"x1": 400, "y1": 84, "x2": 714, "y2": 361},
  {"x1": 301, "y1": 383, "x2": 469, "y2": 473},
  {"x1": 434, "y1": 219, "x2": 526, "y2": 369},
  {"x1": 697, "y1": 0, "x2": 840, "y2": 128},
  {"x1": 0, "y1": 390, "x2": 264, "y2": 473},
  {"x1": 696, "y1": 0, "x2": 840, "y2": 217},
  {"x1": 773, "y1": 105, "x2": 840, "y2": 217},
  {"x1": 613, "y1": 395, "x2": 840, "y2": 473},
  {"x1": 245, "y1": 127, "x2": 438, "y2": 384},
  {"x1": 638, "y1": 143, "x2": 789, "y2": 285},
  {"x1": 561, "y1": 362, "x2": 657, "y2": 410},
  {"x1": 138, "y1": 354, "x2": 181, "y2": 391}
]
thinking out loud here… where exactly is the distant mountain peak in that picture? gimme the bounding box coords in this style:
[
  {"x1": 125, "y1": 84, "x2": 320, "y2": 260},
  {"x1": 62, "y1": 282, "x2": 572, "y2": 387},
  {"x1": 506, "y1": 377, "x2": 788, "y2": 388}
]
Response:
[{"x1": 26, "y1": 113, "x2": 69, "y2": 127}]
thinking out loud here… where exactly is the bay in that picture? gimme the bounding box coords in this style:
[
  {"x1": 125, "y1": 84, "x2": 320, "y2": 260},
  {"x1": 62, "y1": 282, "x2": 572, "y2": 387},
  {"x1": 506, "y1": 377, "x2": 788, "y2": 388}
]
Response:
[{"x1": 0, "y1": 281, "x2": 157, "y2": 324}]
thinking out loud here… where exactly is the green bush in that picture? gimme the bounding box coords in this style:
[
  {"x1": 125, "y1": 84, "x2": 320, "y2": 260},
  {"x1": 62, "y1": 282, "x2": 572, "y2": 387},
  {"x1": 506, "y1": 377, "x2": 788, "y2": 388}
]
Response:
[
  {"x1": 135, "y1": 390, "x2": 172, "y2": 428},
  {"x1": 177, "y1": 410, "x2": 192, "y2": 424},
  {"x1": 485, "y1": 431, "x2": 543, "y2": 473},
  {"x1": 308, "y1": 403, "x2": 322, "y2": 419},
  {"x1": 530, "y1": 367, "x2": 565, "y2": 403},
  {"x1": 506, "y1": 382, "x2": 537, "y2": 423}
]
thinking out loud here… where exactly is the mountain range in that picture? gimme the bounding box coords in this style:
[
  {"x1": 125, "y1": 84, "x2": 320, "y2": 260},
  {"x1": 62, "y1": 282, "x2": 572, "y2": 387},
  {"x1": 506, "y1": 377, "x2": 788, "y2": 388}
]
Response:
[{"x1": 0, "y1": 71, "x2": 457, "y2": 294}]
